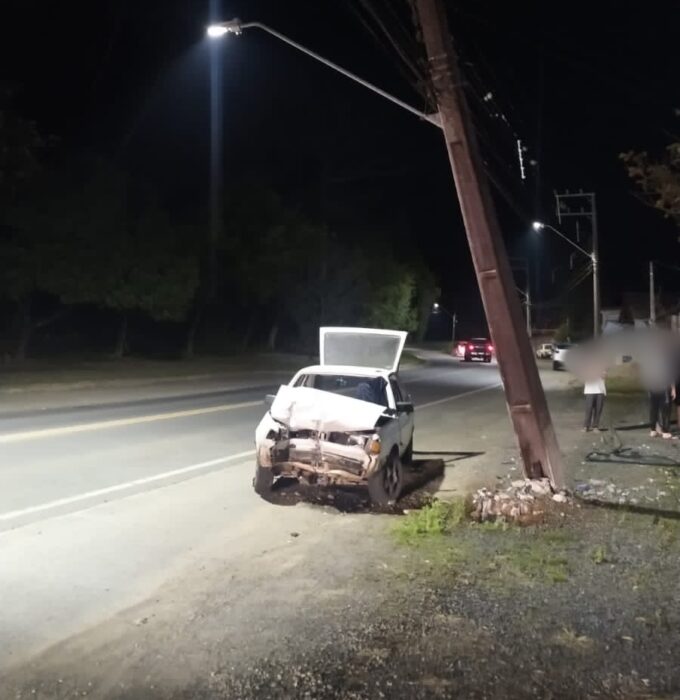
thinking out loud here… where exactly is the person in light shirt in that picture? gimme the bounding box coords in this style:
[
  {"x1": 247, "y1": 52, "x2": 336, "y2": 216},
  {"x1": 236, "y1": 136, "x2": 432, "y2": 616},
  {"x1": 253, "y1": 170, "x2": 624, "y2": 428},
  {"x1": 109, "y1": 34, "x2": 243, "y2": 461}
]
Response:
[{"x1": 583, "y1": 370, "x2": 606, "y2": 433}]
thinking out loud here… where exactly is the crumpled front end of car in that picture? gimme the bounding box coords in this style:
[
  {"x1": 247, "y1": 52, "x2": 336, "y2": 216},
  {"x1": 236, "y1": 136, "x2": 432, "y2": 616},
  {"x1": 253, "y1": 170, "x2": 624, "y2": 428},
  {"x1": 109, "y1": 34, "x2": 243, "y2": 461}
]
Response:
[{"x1": 256, "y1": 418, "x2": 382, "y2": 485}]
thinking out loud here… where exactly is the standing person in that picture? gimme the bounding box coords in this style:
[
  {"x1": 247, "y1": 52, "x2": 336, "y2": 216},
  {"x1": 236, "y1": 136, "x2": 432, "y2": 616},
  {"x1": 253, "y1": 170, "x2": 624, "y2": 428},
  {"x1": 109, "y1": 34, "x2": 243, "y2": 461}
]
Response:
[
  {"x1": 583, "y1": 370, "x2": 606, "y2": 432},
  {"x1": 650, "y1": 383, "x2": 676, "y2": 439}
]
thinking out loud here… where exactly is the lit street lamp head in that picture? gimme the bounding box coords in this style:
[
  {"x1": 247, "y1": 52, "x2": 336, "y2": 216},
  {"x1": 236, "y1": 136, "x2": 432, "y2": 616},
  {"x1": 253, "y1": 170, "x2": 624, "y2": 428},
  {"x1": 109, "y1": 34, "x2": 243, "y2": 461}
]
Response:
[
  {"x1": 532, "y1": 221, "x2": 544, "y2": 231},
  {"x1": 206, "y1": 19, "x2": 243, "y2": 38}
]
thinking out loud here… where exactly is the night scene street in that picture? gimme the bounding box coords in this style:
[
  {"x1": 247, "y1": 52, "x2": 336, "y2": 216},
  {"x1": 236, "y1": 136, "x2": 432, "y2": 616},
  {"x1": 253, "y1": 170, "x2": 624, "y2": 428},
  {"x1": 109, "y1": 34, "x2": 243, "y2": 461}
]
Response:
[{"x1": 2, "y1": 1, "x2": 680, "y2": 699}]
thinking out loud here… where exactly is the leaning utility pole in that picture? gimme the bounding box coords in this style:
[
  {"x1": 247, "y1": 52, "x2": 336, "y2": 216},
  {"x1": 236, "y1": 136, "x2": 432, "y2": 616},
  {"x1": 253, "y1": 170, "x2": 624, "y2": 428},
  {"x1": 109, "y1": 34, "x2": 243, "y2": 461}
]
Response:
[
  {"x1": 649, "y1": 261, "x2": 656, "y2": 325},
  {"x1": 414, "y1": 0, "x2": 564, "y2": 488}
]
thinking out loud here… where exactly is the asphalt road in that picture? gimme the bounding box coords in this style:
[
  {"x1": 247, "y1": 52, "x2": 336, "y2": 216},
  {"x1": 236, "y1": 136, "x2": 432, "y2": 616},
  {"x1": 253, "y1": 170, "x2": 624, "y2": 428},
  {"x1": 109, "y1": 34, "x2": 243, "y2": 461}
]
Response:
[{"x1": 0, "y1": 354, "x2": 501, "y2": 672}]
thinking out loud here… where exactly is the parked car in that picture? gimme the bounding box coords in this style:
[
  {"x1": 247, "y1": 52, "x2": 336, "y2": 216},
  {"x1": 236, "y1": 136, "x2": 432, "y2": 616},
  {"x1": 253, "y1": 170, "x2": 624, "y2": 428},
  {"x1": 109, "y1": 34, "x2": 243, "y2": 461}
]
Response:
[
  {"x1": 461, "y1": 338, "x2": 493, "y2": 363},
  {"x1": 536, "y1": 343, "x2": 554, "y2": 359},
  {"x1": 552, "y1": 343, "x2": 572, "y2": 370},
  {"x1": 254, "y1": 327, "x2": 415, "y2": 506}
]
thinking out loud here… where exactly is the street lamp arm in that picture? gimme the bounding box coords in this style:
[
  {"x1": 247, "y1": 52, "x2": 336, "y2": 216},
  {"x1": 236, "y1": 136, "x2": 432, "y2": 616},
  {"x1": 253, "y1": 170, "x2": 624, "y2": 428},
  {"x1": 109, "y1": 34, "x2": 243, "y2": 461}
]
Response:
[
  {"x1": 236, "y1": 22, "x2": 442, "y2": 128},
  {"x1": 543, "y1": 223, "x2": 593, "y2": 260},
  {"x1": 434, "y1": 304, "x2": 454, "y2": 318}
]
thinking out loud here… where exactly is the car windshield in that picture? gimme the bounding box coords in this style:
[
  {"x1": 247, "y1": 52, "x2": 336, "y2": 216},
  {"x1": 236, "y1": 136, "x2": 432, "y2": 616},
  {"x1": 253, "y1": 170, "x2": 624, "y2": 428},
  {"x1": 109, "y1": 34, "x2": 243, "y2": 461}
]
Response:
[{"x1": 294, "y1": 373, "x2": 389, "y2": 407}]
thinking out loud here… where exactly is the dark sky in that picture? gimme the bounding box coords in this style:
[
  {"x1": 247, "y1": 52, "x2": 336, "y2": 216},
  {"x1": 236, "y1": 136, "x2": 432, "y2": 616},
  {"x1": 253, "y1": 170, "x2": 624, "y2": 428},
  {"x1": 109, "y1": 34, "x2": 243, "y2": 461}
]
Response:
[{"x1": 2, "y1": 0, "x2": 679, "y2": 333}]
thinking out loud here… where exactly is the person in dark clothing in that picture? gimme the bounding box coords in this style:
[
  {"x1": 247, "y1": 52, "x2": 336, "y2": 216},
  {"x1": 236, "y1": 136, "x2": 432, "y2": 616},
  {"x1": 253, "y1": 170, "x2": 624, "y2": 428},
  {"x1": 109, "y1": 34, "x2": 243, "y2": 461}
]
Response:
[
  {"x1": 650, "y1": 384, "x2": 676, "y2": 438},
  {"x1": 583, "y1": 372, "x2": 606, "y2": 432}
]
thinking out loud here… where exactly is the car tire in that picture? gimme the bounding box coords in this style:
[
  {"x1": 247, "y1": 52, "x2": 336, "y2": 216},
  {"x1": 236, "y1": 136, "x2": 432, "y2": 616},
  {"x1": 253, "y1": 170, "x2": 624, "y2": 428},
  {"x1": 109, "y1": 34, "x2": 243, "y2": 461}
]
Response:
[
  {"x1": 402, "y1": 439, "x2": 413, "y2": 465},
  {"x1": 368, "y1": 450, "x2": 403, "y2": 507},
  {"x1": 464, "y1": 354, "x2": 471, "y2": 362},
  {"x1": 484, "y1": 357, "x2": 491, "y2": 363},
  {"x1": 552, "y1": 361, "x2": 559, "y2": 371},
  {"x1": 253, "y1": 462, "x2": 274, "y2": 495}
]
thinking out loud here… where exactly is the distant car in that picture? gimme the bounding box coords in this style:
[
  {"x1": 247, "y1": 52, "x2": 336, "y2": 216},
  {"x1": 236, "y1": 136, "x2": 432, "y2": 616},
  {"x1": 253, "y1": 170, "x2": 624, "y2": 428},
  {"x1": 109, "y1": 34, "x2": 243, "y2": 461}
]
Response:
[
  {"x1": 462, "y1": 338, "x2": 493, "y2": 363},
  {"x1": 552, "y1": 343, "x2": 572, "y2": 371},
  {"x1": 536, "y1": 343, "x2": 554, "y2": 359},
  {"x1": 254, "y1": 327, "x2": 415, "y2": 507}
]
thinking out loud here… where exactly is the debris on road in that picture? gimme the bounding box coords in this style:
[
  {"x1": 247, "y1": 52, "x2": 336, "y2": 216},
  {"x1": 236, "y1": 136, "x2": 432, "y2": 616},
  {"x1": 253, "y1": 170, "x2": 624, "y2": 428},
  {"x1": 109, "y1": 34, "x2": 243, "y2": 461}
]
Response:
[{"x1": 471, "y1": 478, "x2": 568, "y2": 524}]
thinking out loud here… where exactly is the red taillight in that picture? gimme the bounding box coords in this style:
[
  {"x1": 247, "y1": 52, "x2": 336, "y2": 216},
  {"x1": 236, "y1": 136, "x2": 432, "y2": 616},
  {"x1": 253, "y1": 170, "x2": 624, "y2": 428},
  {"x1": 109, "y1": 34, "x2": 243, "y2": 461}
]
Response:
[{"x1": 487, "y1": 345, "x2": 493, "y2": 352}]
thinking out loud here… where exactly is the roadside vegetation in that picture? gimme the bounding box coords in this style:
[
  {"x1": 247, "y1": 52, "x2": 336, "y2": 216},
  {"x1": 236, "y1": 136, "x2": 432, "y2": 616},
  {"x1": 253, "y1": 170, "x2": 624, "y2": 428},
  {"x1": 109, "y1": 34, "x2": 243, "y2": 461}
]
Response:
[
  {"x1": 0, "y1": 106, "x2": 439, "y2": 361},
  {"x1": 393, "y1": 497, "x2": 680, "y2": 591}
]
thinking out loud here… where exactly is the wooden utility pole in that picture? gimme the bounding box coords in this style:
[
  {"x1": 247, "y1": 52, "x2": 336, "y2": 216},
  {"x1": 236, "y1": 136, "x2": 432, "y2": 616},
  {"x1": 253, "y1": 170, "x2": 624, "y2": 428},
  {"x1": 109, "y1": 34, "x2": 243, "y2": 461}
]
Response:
[
  {"x1": 555, "y1": 191, "x2": 600, "y2": 336},
  {"x1": 649, "y1": 261, "x2": 656, "y2": 326},
  {"x1": 414, "y1": 0, "x2": 564, "y2": 488}
]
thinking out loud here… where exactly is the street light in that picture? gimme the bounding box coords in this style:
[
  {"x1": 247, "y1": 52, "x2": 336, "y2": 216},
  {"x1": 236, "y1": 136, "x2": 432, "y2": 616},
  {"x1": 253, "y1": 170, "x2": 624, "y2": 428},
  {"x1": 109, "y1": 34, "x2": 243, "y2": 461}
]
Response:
[
  {"x1": 533, "y1": 220, "x2": 600, "y2": 337},
  {"x1": 432, "y1": 303, "x2": 457, "y2": 343},
  {"x1": 206, "y1": 20, "x2": 441, "y2": 127}
]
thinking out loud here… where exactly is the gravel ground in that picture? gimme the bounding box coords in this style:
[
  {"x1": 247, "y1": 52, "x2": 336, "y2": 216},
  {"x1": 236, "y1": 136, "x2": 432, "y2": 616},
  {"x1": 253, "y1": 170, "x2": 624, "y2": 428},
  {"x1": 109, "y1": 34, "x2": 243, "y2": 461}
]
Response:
[{"x1": 7, "y1": 500, "x2": 680, "y2": 700}]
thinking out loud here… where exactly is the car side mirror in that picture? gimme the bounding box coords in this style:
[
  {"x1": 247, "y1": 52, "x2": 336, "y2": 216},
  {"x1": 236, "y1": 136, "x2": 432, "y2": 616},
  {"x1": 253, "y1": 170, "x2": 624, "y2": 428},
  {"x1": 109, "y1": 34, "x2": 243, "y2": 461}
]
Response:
[
  {"x1": 264, "y1": 394, "x2": 276, "y2": 407},
  {"x1": 396, "y1": 401, "x2": 414, "y2": 414}
]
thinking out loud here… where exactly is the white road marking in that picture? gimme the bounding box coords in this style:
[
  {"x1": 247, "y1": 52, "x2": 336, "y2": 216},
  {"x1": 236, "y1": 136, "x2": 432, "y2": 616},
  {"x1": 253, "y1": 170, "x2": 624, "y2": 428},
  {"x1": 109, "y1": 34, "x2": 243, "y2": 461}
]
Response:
[
  {"x1": 0, "y1": 379, "x2": 501, "y2": 524},
  {"x1": 0, "y1": 401, "x2": 262, "y2": 444},
  {"x1": 418, "y1": 382, "x2": 502, "y2": 409},
  {"x1": 0, "y1": 450, "x2": 255, "y2": 523}
]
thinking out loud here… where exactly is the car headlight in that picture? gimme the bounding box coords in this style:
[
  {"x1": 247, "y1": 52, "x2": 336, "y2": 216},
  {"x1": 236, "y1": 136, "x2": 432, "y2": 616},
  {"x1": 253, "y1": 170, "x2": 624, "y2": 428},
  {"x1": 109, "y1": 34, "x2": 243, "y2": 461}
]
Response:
[{"x1": 367, "y1": 435, "x2": 381, "y2": 455}]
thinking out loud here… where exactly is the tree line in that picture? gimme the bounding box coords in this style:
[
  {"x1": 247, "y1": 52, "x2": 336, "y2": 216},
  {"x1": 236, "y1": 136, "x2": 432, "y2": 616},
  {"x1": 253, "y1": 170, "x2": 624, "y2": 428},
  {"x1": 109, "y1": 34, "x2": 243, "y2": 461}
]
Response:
[{"x1": 0, "y1": 109, "x2": 438, "y2": 360}]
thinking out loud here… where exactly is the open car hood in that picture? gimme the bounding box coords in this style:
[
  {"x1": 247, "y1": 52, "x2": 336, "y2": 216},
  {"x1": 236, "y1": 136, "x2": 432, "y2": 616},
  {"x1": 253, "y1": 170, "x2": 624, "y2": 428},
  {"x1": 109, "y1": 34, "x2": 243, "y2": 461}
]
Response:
[
  {"x1": 269, "y1": 385, "x2": 387, "y2": 433},
  {"x1": 319, "y1": 327, "x2": 408, "y2": 373}
]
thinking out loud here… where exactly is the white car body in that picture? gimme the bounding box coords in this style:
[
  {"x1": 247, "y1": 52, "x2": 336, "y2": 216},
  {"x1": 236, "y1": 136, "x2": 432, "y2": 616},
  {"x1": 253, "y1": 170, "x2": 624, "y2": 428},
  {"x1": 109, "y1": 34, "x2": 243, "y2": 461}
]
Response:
[
  {"x1": 536, "y1": 343, "x2": 554, "y2": 359},
  {"x1": 254, "y1": 327, "x2": 415, "y2": 505}
]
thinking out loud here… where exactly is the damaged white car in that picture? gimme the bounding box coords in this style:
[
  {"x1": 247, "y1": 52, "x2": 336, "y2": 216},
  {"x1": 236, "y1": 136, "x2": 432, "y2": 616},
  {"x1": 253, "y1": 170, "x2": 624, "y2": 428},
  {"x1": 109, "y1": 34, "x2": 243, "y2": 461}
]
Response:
[{"x1": 254, "y1": 327, "x2": 415, "y2": 506}]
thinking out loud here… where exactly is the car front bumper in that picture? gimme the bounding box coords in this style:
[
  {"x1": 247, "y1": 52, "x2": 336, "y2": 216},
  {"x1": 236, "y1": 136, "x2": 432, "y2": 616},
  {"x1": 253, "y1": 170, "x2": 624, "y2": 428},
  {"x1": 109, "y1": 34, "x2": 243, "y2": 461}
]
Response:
[{"x1": 257, "y1": 436, "x2": 381, "y2": 486}]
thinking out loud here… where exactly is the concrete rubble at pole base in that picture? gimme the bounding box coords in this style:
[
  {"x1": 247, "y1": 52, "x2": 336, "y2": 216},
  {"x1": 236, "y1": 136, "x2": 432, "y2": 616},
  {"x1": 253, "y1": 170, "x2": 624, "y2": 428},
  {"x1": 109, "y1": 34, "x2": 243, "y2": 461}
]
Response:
[{"x1": 471, "y1": 478, "x2": 570, "y2": 524}]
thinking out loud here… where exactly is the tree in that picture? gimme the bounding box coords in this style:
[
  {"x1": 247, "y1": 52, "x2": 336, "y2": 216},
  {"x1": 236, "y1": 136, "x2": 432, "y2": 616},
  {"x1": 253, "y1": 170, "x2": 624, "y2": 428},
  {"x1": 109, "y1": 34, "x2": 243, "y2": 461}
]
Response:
[
  {"x1": 621, "y1": 142, "x2": 680, "y2": 228},
  {"x1": 58, "y1": 178, "x2": 199, "y2": 357},
  {"x1": 412, "y1": 263, "x2": 440, "y2": 342},
  {"x1": 1, "y1": 162, "x2": 199, "y2": 358},
  {"x1": 0, "y1": 102, "x2": 46, "y2": 202},
  {"x1": 225, "y1": 185, "x2": 329, "y2": 352},
  {"x1": 359, "y1": 261, "x2": 418, "y2": 332}
]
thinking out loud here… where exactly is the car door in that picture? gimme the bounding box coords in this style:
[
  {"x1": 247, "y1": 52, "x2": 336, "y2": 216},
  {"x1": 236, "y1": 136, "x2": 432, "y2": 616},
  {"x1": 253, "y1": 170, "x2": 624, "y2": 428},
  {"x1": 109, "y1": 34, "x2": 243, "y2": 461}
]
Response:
[{"x1": 389, "y1": 375, "x2": 414, "y2": 452}]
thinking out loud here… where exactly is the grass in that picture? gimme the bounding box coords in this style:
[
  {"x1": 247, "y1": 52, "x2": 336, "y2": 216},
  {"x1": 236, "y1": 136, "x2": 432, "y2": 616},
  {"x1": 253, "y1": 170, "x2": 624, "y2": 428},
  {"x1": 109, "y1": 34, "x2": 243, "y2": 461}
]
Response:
[
  {"x1": 591, "y1": 545, "x2": 609, "y2": 564},
  {"x1": 657, "y1": 518, "x2": 680, "y2": 550},
  {"x1": 487, "y1": 536, "x2": 571, "y2": 584},
  {"x1": 393, "y1": 499, "x2": 469, "y2": 544},
  {"x1": 553, "y1": 627, "x2": 595, "y2": 651},
  {"x1": 399, "y1": 351, "x2": 427, "y2": 368},
  {"x1": 394, "y1": 500, "x2": 574, "y2": 586},
  {"x1": 605, "y1": 374, "x2": 643, "y2": 395}
]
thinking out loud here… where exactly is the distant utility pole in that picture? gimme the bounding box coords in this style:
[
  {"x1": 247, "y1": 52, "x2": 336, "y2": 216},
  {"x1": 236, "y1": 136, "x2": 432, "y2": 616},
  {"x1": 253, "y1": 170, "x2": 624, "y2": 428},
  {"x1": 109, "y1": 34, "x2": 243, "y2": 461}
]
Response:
[
  {"x1": 414, "y1": 0, "x2": 564, "y2": 488},
  {"x1": 525, "y1": 287, "x2": 532, "y2": 337},
  {"x1": 510, "y1": 257, "x2": 532, "y2": 338},
  {"x1": 649, "y1": 260, "x2": 656, "y2": 325},
  {"x1": 555, "y1": 191, "x2": 600, "y2": 336}
]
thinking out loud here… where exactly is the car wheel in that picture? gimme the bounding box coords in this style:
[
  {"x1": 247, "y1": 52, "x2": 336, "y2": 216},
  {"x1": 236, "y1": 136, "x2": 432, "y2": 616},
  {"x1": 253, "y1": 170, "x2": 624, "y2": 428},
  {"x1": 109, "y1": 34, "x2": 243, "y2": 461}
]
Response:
[
  {"x1": 368, "y1": 450, "x2": 403, "y2": 507},
  {"x1": 484, "y1": 356, "x2": 491, "y2": 363},
  {"x1": 464, "y1": 354, "x2": 470, "y2": 362},
  {"x1": 253, "y1": 462, "x2": 274, "y2": 495},
  {"x1": 552, "y1": 361, "x2": 559, "y2": 371}
]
